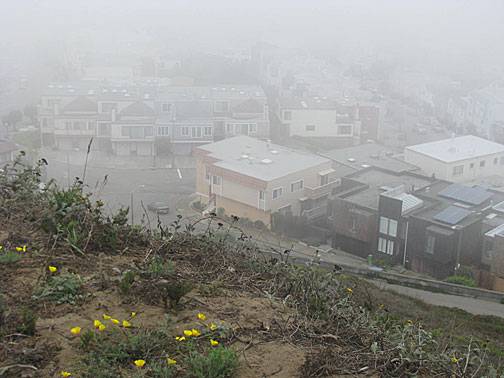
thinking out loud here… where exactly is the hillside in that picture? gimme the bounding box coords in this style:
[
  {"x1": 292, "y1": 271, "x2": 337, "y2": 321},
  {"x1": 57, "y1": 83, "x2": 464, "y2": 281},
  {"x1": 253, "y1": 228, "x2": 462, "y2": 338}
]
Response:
[{"x1": 1, "y1": 156, "x2": 504, "y2": 378}]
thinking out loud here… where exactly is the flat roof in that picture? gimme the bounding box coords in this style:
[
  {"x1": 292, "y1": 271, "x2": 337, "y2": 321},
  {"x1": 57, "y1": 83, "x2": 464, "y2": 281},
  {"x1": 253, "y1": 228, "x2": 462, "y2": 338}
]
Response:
[
  {"x1": 197, "y1": 136, "x2": 330, "y2": 181},
  {"x1": 405, "y1": 135, "x2": 504, "y2": 163}
]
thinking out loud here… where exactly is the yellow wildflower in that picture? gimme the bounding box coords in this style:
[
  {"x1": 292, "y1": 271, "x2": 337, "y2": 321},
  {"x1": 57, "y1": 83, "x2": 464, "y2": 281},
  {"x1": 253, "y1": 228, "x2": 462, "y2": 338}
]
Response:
[
  {"x1": 111, "y1": 318, "x2": 120, "y2": 325},
  {"x1": 406, "y1": 320, "x2": 413, "y2": 326},
  {"x1": 451, "y1": 356, "x2": 459, "y2": 363},
  {"x1": 134, "y1": 359, "x2": 146, "y2": 368},
  {"x1": 183, "y1": 329, "x2": 193, "y2": 337},
  {"x1": 191, "y1": 328, "x2": 201, "y2": 337},
  {"x1": 131, "y1": 312, "x2": 137, "y2": 318},
  {"x1": 60, "y1": 372, "x2": 72, "y2": 377},
  {"x1": 175, "y1": 336, "x2": 186, "y2": 342},
  {"x1": 48, "y1": 266, "x2": 58, "y2": 273},
  {"x1": 16, "y1": 245, "x2": 27, "y2": 252},
  {"x1": 70, "y1": 326, "x2": 81, "y2": 335},
  {"x1": 122, "y1": 320, "x2": 132, "y2": 328},
  {"x1": 98, "y1": 324, "x2": 106, "y2": 332},
  {"x1": 210, "y1": 339, "x2": 219, "y2": 347},
  {"x1": 93, "y1": 320, "x2": 102, "y2": 328},
  {"x1": 209, "y1": 323, "x2": 218, "y2": 331},
  {"x1": 102, "y1": 314, "x2": 112, "y2": 320},
  {"x1": 167, "y1": 358, "x2": 177, "y2": 365},
  {"x1": 346, "y1": 287, "x2": 353, "y2": 294},
  {"x1": 197, "y1": 312, "x2": 206, "y2": 321}
]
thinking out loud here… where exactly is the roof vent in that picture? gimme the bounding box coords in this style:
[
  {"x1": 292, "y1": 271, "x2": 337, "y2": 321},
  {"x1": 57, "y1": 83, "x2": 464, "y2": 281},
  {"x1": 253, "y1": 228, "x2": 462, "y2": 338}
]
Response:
[
  {"x1": 301, "y1": 101, "x2": 308, "y2": 109},
  {"x1": 347, "y1": 158, "x2": 356, "y2": 162},
  {"x1": 361, "y1": 164, "x2": 371, "y2": 168},
  {"x1": 239, "y1": 91, "x2": 245, "y2": 95},
  {"x1": 122, "y1": 89, "x2": 127, "y2": 93},
  {"x1": 261, "y1": 158, "x2": 273, "y2": 164},
  {"x1": 68, "y1": 88, "x2": 75, "y2": 93},
  {"x1": 144, "y1": 93, "x2": 150, "y2": 99},
  {"x1": 240, "y1": 154, "x2": 249, "y2": 159},
  {"x1": 112, "y1": 89, "x2": 117, "y2": 93},
  {"x1": 270, "y1": 150, "x2": 279, "y2": 155},
  {"x1": 124, "y1": 93, "x2": 130, "y2": 97}
]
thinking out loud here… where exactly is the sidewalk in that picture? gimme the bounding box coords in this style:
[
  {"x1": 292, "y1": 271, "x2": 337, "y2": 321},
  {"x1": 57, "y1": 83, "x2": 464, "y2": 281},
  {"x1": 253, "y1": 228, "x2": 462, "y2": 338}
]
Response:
[{"x1": 39, "y1": 147, "x2": 196, "y2": 170}]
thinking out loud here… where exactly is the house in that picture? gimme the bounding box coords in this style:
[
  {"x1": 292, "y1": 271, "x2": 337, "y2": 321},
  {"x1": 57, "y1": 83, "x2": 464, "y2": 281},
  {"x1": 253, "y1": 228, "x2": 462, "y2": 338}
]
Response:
[
  {"x1": 481, "y1": 201, "x2": 504, "y2": 291},
  {"x1": 277, "y1": 97, "x2": 380, "y2": 147},
  {"x1": 404, "y1": 135, "x2": 504, "y2": 182},
  {"x1": 328, "y1": 168, "x2": 433, "y2": 259},
  {"x1": 0, "y1": 139, "x2": 18, "y2": 165},
  {"x1": 194, "y1": 136, "x2": 342, "y2": 227}
]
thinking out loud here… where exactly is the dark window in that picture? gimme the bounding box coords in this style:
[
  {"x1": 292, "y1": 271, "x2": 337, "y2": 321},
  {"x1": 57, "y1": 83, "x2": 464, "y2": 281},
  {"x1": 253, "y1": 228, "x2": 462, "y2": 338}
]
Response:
[
  {"x1": 284, "y1": 111, "x2": 292, "y2": 121},
  {"x1": 306, "y1": 125, "x2": 316, "y2": 131},
  {"x1": 162, "y1": 103, "x2": 171, "y2": 112},
  {"x1": 480, "y1": 160, "x2": 486, "y2": 167}
]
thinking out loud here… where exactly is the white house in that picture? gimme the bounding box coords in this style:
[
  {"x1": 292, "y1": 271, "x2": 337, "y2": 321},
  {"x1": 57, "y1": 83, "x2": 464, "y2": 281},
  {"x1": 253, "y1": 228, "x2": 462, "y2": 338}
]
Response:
[{"x1": 404, "y1": 135, "x2": 504, "y2": 182}]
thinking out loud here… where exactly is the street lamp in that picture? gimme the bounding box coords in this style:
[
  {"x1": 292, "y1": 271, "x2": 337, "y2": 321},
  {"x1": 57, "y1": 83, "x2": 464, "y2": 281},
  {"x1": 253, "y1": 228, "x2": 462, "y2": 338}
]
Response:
[{"x1": 130, "y1": 184, "x2": 145, "y2": 225}]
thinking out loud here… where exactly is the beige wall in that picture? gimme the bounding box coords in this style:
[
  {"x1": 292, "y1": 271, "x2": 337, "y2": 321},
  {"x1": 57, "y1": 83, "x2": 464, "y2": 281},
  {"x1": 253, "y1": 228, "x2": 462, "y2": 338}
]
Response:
[
  {"x1": 216, "y1": 195, "x2": 271, "y2": 226},
  {"x1": 283, "y1": 108, "x2": 357, "y2": 138}
]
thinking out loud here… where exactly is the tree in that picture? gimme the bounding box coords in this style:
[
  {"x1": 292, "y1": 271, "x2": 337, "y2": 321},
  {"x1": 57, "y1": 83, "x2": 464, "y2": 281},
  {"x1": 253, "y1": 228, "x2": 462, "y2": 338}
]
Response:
[
  {"x1": 2, "y1": 110, "x2": 23, "y2": 127},
  {"x1": 23, "y1": 105, "x2": 37, "y2": 124}
]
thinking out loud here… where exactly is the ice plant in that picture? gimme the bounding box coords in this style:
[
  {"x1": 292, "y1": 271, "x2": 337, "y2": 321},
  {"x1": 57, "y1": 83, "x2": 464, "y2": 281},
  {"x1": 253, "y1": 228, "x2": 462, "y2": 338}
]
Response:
[
  {"x1": 197, "y1": 312, "x2": 206, "y2": 321},
  {"x1": 122, "y1": 320, "x2": 131, "y2": 328},
  {"x1": 60, "y1": 372, "x2": 72, "y2": 377},
  {"x1": 48, "y1": 266, "x2": 58, "y2": 273},
  {"x1": 70, "y1": 326, "x2": 81, "y2": 335},
  {"x1": 111, "y1": 318, "x2": 120, "y2": 325},
  {"x1": 93, "y1": 320, "x2": 103, "y2": 328},
  {"x1": 16, "y1": 245, "x2": 27, "y2": 252},
  {"x1": 209, "y1": 323, "x2": 218, "y2": 331},
  {"x1": 134, "y1": 359, "x2": 146, "y2": 368},
  {"x1": 98, "y1": 324, "x2": 106, "y2": 332},
  {"x1": 210, "y1": 339, "x2": 219, "y2": 346},
  {"x1": 102, "y1": 314, "x2": 112, "y2": 320},
  {"x1": 175, "y1": 336, "x2": 186, "y2": 342},
  {"x1": 191, "y1": 328, "x2": 201, "y2": 337},
  {"x1": 167, "y1": 358, "x2": 177, "y2": 365},
  {"x1": 183, "y1": 329, "x2": 193, "y2": 337}
]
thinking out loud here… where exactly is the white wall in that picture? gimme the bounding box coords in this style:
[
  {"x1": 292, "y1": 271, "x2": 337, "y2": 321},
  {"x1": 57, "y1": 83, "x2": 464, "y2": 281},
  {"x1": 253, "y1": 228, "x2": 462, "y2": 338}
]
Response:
[{"x1": 283, "y1": 108, "x2": 355, "y2": 138}]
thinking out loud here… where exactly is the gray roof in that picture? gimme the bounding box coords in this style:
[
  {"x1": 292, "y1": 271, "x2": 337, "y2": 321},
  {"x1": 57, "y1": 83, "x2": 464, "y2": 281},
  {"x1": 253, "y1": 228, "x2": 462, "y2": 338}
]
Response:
[
  {"x1": 323, "y1": 143, "x2": 419, "y2": 173},
  {"x1": 197, "y1": 136, "x2": 330, "y2": 181},
  {"x1": 175, "y1": 101, "x2": 212, "y2": 120},
  {"x1": 63, "y1": 96, "x2": 97, "y2": 113},
  {"x1": 120, "y1": 101, "x2": 155, "y2": 117}
]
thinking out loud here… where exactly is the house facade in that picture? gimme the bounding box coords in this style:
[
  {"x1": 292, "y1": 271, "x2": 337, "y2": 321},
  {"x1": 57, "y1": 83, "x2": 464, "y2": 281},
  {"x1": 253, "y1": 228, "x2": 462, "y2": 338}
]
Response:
[{"x1": 194, "y1": 136, "x2": 341, "y2": 227}]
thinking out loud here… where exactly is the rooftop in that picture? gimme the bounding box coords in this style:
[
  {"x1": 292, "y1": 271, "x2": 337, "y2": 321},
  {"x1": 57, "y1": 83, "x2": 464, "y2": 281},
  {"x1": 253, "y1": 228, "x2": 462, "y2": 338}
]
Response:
[
  {"x1": 197, "y1": 136, "x2": 330, "y2": 182},
  {"x1": 405, "y1": 135, "x2": 504, "y2": 163},
  {"x1": 323, "y1": 142, "x2": 419, "y2": 173}
]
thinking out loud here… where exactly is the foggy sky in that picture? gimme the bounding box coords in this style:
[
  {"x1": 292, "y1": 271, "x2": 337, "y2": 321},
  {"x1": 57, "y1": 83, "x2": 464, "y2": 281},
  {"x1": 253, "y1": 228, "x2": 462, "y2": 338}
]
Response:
[{"x1": 1, "y1": 0, "x2": 504, "y2": 75}]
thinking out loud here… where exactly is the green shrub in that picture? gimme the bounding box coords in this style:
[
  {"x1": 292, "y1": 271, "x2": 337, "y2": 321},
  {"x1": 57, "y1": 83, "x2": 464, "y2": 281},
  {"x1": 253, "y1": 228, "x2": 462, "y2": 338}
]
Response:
[
  {"x1": 16, "y1": 307, "x2": 37, "y2": 335},
  {"x1": 146, "y1": 256, "x2": 174, "y2": 279},
  {"x1": 33, "y1": 273, "x2": 83, "y2": 304},
  {"x1": 0, "y1": 250, "x2": 22, "y2": 264},
  {"x1": 119, "y1": 271, "x2": 136, "y2": 295},
  {"x1": 445, "y1": 275, "x2": 477, "y2": 287},
  {"x1": 186, "y1": 346, "x2": 238, "y2": 378},
  {"x1": 165, "y1": 281, "x2": 192, "y2": 308}
]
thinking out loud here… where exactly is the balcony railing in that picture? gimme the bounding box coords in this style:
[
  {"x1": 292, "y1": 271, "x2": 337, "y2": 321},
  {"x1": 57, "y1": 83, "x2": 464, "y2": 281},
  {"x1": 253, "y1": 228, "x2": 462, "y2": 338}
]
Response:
[
  {"x1": 303, "y1": 179, "x2": 341, "y2": 199},
  {"x1": 301, "y1": 205, "x2": 328, "y2": 220}
]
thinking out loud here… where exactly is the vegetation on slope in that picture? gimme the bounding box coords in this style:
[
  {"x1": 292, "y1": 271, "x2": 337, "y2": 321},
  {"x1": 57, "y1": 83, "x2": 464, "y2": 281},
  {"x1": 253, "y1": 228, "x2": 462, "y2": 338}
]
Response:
[{"x1": 1, "y1": 155, "x2": 504, "y2": 377}]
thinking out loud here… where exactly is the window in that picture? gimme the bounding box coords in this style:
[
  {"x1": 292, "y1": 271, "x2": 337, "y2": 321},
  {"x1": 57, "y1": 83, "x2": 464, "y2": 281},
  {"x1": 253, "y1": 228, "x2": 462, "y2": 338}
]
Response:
[
  {"x1": 291, "y1": 180, "x2": 304, "y2": 192},
  {"x1": 283, "y1": 111, "x2": 292, "y2": 121},
  {"x1": 494, "y1": 157, "x2": 499, "y2": 164},
  {"x1": 144, "y1": 127, "x2": 153, "y2": 137},
  {"x1": 480, "y1": 160, "x2": 486, "y2": 167},
  {"x1": 98, "y1": 123, "x2": 111, "y2": 136},
  {"x1": 162, "y1": 103, "x2": 171, "y2": 112},
  {"x1": 470, "y1": 163, "x2": 474, "y2": 168},
  {"x1": 212, "y1": 176, "x2": 221, "y2": 185},
  {"x1": 101, "y1": 103, "x2": 117, "y2": 113},
  {"x1": 226, "y1": 124, "x2": 234, "y2": 134},
  {"x1": 378, "y1": 237, "x2": 394, "y2": 255},
  {"x1": 65, "y1": 121, "x2": 71, "y2": 129},
  {"x1": 181, "y1": 127, "x2": 189, "y2": 136},
  {"x1": 337, "y1": 125, "x2": 352, "y2": 135},
  {"x1": 379, "y1": 216, "x2": 398, "y2": 237},
  {"x1": 452, "y1": 165, "x2": 464, "y2": 176},
  {"x1": 259, "y1": 190, "x2": 265, "y2": 200},
  {"x1": 203, "y1": 127, "x2": 212, "y2": 136},
  {"x1": 73, "y1": 121, "x2": 85, "y2": 130},
  {"x1": 306, "y1": 125, "x2": 316, "y2": 131},
  {"x1": 191, "y1": 127, "x2": 202, "y2": 138},
  {"x1": 158, "y1": 126, "x2": 170, "y2": 136},
  {"x1": 425, "y1": 234, "x2": 435, "y2": 254},
  {"x1": 320, "y1": 174, "x2": 329, "y2": 186},
  {"x1": 214, "y1": 101, "x2": 229, "y2": 113},
  {"x1": 87, "y1": 121, "x2": 96, "y2": 131},
  {"x1": 272, "y1": 187, "x2": 283, "y2": 199},
  {"x1": 249, "y1": 124, "x2": 257, "y2": 134}
]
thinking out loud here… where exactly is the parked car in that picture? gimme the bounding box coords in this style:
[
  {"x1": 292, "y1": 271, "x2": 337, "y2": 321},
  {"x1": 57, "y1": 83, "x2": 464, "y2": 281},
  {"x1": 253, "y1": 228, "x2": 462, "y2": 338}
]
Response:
[{"x1": 147, "y1": 202, "x2": 170, "y2": 214}]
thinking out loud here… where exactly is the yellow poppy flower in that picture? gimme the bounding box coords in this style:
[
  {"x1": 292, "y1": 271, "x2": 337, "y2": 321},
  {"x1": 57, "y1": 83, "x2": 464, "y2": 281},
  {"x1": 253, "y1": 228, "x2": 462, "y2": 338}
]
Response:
[
  {"x1": 60, "y1": 372, "x2": 72, "y2": 377},
  {"x1": 111, "y1": 318, "x2": 119, "y2": 325},
  {"x1": 183, "y1": 329, "x2": 193, "y2": 337},
  {"x1": 48, "y1": 266, "x2": 57, "y2": 273},
  {"x1": 175, "y1": 336, "x2": 186, "y2": 342},
  {"x1": 70, "y1": 326, "x2": 81, "y2": 335},
  {"x1": 93, "y1": 320, "x2": 102, "y2": 328},
  {"x1": 346, "y1": 287, "x2": 353, "y2": 294},
  {"x1": 209, "y1": 323, "x2": 218, "y2": 331},
  {"x1": 210, "y1": 339, "x2": 219, "y2": 346},
  {"x1": 122, "y1": 320, "x2": 132, "y2": 328},
  {"x1": 98, "y1": 324, "x2": 106, "y2": 332},
  {"x1": 102, "y1": 314, "x2": 112, "y2": 320},
  {"x1": 16, "y1": 245, "x2": 27, "y2": 252},
  {"x1": 131, "y1": 312, "x2": 136, "y2": 318},
  {"x1": 191, "y1": 328, "x2": 201, "y2": 337},
  {"x1": 134, "y1": 359, "x2": 146, "y2": 368},
  {"x1": 167, "y1": 358, "x2": 177, "y2": 365},
  {"x1": 197, "y1": 312, "x2": 206, "y2": 321}
]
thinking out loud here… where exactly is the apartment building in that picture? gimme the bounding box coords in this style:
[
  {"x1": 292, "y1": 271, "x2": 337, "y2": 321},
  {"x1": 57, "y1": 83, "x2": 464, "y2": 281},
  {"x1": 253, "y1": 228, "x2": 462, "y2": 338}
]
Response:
[
  {"x1": 278, "y1": 97, "x2": 379, "y2": 147},
  {"x1": 194, "y1": 136, "x2": 341, "y2": 227},
  {"x1": 39, "y1": 81, "x2": 270, "y2": 156},
  {"x1": 404, "y1": 135, "x2": 504, "y2": 182}
]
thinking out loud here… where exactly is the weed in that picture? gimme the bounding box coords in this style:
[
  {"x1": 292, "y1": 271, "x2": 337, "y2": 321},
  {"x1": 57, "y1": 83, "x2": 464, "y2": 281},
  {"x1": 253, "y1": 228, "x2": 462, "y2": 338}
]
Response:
[
  {"x1": 186, "y1": 346, "x2": 238, "y2": 378},
  {"x1": 164, "y1": 281, "x2": 192, "y2": 308},
  {"x1": 149, "y1": 361, "x2": 175, "y2": 377},
  {"x1": 147, "y1": 256, "x2": 174, "y2": 279},
  {"x1": 33, "y1": 273, "x2": 83, "y2": 304},
  {"x1": 445, "y1": 275, "x2": 477, "y2": 287},
  {"x1": 16, "y1": 307, "x2": 37, "y2": 335},
  {"x1": 0, "y1": 250, "x2": 22, "y2": 264},
  {"x1": 119, "y1": 270, "x2": 136, "y2": 295},
  {"x1": 80, "y1": 329, "x2": 96, "y2": 351}
]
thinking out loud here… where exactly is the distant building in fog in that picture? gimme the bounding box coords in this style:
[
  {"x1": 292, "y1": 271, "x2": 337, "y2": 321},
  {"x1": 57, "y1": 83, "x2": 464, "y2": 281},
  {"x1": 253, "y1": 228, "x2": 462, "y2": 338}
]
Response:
[
  {"x1": 0, "y1": 139, "x2": 18, "y2": 165},
  {"x1": 404, "y1": 135, "x2": 504, "y2": 182},
  {"x1": 194, "y1": 135, "x2": 343, "y2": 227}
]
